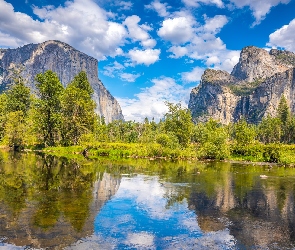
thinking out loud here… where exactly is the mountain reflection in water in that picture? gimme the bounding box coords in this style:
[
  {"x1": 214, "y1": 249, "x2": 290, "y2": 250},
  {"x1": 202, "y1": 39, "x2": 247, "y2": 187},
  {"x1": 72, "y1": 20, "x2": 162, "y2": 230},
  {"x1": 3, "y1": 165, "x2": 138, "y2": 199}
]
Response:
[{"x1": 0, "y1": 152, "x2": 295, "y2": 249}]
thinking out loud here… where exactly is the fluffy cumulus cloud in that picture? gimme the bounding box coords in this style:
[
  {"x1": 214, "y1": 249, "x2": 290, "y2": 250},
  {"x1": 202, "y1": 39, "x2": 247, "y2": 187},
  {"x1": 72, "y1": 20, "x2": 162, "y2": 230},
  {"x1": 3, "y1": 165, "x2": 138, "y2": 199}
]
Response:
[
  {"x1": 0, "y1": 0, "x2": 127, "y2": 59},
  {"x1": 117, "y1": 77, "x2": 191, "y2": 121},
  {"x1": 124, "y1": 15, "x2": 156, "y2": 48},
  {"x1": 202, "y1": 14, "x2": 228, "y2": 34},
  {"x1": 160, "y1": 14, "x2": 239, "y2": 73},
  {"x1": 229, "y1": 0, "x2": 290, "y2": 25},
  {"x1": 128, "y1": 48, "x2": 161, "y2": 66},
  {"x1": 158, "y1": 16, "x2": 195, "y2": 44},
  {"x1": 168, "y1": 46, "x2": 188, "y2": 58},
  {"x1": 182, "y1": 0, "x2": 224, "y2": 8},
  {"x1": 267, "y1": 18, "x2": 295, "y2": 52}
]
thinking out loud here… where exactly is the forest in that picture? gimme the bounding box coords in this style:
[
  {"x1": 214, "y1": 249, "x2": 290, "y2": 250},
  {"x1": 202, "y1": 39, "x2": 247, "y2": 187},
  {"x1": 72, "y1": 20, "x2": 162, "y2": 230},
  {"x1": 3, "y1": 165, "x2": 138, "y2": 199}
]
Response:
[{"x1": 1, "y1": 70, "x2": 295, "y2": 164}]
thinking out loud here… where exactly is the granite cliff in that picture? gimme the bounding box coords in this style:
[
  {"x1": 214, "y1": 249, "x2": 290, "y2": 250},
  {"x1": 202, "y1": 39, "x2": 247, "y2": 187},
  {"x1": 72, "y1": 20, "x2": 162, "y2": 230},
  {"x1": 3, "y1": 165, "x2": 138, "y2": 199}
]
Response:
[
  {"x1": 0, "y1": 40, "x2": 124, "y2": 123},
  {"x1": 189, "y1": 46, "x2": 295, "y2": 124}
]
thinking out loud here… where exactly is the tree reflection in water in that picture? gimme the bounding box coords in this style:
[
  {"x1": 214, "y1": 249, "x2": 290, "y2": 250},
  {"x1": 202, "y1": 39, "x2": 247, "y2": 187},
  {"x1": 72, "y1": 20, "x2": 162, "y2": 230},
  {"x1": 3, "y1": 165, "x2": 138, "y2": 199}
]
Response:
[
  {"x1": 0, "y1": 152, "x2": 121, "y2": 249},
  {"x1": 0, "y1": 154, "x2": 295, "y2": 248}
]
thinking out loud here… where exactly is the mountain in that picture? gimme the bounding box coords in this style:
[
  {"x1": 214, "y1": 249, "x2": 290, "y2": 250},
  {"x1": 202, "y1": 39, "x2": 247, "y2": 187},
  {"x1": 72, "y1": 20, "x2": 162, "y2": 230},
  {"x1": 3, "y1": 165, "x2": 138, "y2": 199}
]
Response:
[
  {"x1": 0, "y1": 40, "x2": 124, "y2": 123},
  {"x1": 188, "y1": 46, "x2": 295, "y2": 124}
]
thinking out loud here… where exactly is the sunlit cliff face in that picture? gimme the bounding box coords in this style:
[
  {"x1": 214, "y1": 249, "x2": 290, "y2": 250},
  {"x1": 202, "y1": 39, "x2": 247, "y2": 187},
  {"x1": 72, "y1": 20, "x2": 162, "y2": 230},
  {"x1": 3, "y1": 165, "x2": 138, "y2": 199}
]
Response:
[{"x1": 0, "y1": 40, "x2": 124, "y2": 123}]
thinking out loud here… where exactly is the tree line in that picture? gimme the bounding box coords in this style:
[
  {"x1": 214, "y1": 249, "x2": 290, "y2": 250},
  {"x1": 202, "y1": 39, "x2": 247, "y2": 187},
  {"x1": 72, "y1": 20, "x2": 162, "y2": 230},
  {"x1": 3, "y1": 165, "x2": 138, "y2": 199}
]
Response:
[{"x1": 0, "y1": 70, "x2": 294, "y2": 162}]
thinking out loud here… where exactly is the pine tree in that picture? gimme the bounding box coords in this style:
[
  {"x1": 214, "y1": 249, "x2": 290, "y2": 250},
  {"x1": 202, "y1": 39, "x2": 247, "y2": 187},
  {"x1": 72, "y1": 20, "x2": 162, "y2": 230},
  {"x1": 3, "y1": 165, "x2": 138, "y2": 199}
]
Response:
[
  {"x1": 60, "y1": 71, "x2": 96, "y2": 145},
  {"x1": 35, "y1": 70, "x2": 64, "y2": 146}
]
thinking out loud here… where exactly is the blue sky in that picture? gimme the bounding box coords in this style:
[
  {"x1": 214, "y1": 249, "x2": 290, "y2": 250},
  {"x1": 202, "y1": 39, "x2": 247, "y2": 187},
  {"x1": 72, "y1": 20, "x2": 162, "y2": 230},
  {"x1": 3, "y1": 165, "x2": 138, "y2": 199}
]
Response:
[{"x1": 1, "y1": 0, "x2": 295, "y2": 121}]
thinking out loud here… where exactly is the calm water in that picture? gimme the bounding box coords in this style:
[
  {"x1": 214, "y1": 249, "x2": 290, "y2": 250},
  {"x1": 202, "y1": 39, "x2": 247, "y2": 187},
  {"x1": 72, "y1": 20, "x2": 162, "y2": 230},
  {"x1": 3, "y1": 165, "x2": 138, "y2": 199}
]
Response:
[{"x1": 0, "y1": 152, "x2": 295, "y2": 249}]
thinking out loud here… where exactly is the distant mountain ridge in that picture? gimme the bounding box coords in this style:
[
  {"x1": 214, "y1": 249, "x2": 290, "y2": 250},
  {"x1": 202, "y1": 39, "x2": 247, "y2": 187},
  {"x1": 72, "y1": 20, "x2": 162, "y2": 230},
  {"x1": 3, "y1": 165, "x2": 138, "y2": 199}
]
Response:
[
  {"x1": 188, "y1": 46, "x2": 295, "y2": 124},
  {"x1": 0, "y1": 40, "x2": 124, "y2": 123}
]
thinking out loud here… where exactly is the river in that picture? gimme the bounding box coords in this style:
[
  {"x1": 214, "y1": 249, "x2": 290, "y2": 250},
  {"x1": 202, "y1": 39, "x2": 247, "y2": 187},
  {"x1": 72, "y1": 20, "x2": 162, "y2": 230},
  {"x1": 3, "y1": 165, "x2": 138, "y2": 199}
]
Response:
[{"x1": 0, "y1": 151, "x2": 294, "y2": 249}]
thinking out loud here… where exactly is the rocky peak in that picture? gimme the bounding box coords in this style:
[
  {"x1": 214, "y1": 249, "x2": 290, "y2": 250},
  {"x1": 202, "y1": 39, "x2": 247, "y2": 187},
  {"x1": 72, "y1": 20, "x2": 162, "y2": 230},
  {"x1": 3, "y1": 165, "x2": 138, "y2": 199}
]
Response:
[
  {"x1": 189, "y1": 46, "x2": 295, "y2": 124},
  {"x1": 231, "y1": 46, "x2": 291, "y2": 82},
  {"x1": 270, "y1": 48, "x2": 295, "y2": 67},
  {"x1": 201, "y1": 69, "x2": 237, "y2": 85},
  {"x1": 0, "y1": 40, "x2": 124, "y2": 123}
]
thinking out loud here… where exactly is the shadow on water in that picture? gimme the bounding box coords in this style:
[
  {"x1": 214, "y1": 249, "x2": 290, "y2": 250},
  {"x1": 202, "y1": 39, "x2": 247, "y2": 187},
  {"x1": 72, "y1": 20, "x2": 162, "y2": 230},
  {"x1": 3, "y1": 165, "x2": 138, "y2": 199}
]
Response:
[{"x1": 0, "y1": 153, "x2": 295, "y2": 248}]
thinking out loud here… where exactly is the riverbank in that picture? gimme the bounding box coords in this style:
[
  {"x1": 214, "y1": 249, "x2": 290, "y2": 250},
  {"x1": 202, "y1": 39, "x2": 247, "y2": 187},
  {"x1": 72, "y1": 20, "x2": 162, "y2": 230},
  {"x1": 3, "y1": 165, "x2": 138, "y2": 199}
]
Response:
[{"x1": 36, "y1": 142, "x2": 295, "y2": 165}]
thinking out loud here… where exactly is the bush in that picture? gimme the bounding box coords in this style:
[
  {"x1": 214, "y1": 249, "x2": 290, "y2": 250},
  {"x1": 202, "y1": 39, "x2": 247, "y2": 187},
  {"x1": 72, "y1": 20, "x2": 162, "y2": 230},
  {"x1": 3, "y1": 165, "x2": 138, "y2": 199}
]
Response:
[{"x1": 262, "y1": 144, "x2": 281, "y2": 163}]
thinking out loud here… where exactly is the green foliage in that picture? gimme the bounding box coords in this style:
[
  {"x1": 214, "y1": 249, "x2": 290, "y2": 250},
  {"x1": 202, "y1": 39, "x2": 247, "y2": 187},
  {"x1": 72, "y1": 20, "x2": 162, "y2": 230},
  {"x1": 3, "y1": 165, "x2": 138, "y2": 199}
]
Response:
[
  {"x1": 0, "y1": 94, "x2": 8, "y2": 140},
  {"x1": 155, "y1": 133, "x2": 179, "y2": 149},
  {"x1": 194, "y1": 119, "x2": 230, "y2": 160},
  {"x1": 1, "y1": 68, "x2": 295, "y2": 165},
  {"x1": 6, "y1": 79, "x2": 31, "y2": 115},
  {"x1": 262, "y1": 144, "x2": 281, "y2": 163},
  {"x1": 257, "y1": 116, "x2": 282, "y2": 143},
  {"x1": 277, "y1": 95, "x2": 290, "y2": 125},
  {"x1": 230, "y1": 118, "x2": 257, "y2": 146},
  {"x1": 2, "y1": 111, "x2": 27, "y2": 149},
  {"x1": 60, "y1": 72, "x2": 96, "y2": 145},
  {"x1": 35, "y1": 70, "x2": 64, "y2": 146},
  {"x1": 163, "y1": 102, "x2": 193, "y2": 147}
]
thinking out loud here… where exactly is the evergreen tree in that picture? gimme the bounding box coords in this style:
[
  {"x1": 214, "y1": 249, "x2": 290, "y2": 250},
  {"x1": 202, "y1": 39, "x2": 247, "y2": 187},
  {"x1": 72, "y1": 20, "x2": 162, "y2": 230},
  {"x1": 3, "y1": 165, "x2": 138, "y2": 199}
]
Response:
[
  {"x1": 6, "y1": 78, "x2": 31, "y2": 115},
  {"x1": 257, "y1": 116, "x2": 282, "y2": 143},
  {"x1": 277, "y1": 95, "x2": 290, "y2": 125},
  {"x1": 277, "y1": 95, "x2": 292, "y2": 143},
  {"x1": 35, "y1": 70, "x2": 64, "y2": 146},
  {"x1": 61, "y1": 71, "x2": 96, "y2": 145}
]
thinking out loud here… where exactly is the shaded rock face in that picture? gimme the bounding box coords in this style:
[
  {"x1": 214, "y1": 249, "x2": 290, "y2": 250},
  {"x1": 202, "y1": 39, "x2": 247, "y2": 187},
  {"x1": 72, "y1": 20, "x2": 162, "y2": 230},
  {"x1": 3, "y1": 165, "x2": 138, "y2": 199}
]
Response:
[
  {"x1": 189, "y1": 46, "x2": 295, "y2": 124},
  {"x1": 0, "y1": 40, "x2": 124, "y2": 123}
]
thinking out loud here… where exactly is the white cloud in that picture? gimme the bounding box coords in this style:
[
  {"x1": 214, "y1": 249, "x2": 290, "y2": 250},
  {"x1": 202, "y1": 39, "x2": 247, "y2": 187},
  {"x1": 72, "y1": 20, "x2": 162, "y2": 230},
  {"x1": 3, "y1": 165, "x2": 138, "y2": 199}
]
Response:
[
  {"x1": 120, "y1": 72, "x2": 141, "y2": 82},
  {"x1": 267, "y1": 18, "x2": 295, "y2": 52},
  {"x1": 141, "y1": 38, "x2": 157, "y2": 48},
  {"x1": 0, "y1": 0, "x2": 127, "y2": 59},
  {"x1": 202, "y1": 15, "x2": 228, "y2": 34},
  {"x1": 128, "y1": 48, "x2": 160, "y2": 66},
  {"x1": 180, "y1": 50, "x2": 240, "y2": 82},
  {"x1": 102, "y1": 61, "x2": 125, "y2": 77},
  {"x1": 115, "y1": 1, "x2": 133, "y2": 11},
  {"x1": 168, "y1": 46, "x2": 188, "y2": 58},
  {"x1": 158, "y1": 16, "x2": 195, "y2": 44},
  {"x1": 214, "y1": 50, "x2": 240, "y2": 72},
  {"x1": 182, "y1": 66, "x2": 205, "y2": 82},
  {"x1": 145, "y1": 0, "x2": 170, "y2": 17},
  {"x1": 182, "y1": 0, "x2": 224, "y2": 8},
  {"x1": 161, "y1": 14, "x2": 238, "y2": 72},
  {"x1": 124, "y1": 15, "x2": 156, "y2": 48},
  {"x1": 117, "y1": 77, "x2": 191, "y2": 121},
  {"x1": 229, "y1": 0, "x2": 290, "y2": 25}
]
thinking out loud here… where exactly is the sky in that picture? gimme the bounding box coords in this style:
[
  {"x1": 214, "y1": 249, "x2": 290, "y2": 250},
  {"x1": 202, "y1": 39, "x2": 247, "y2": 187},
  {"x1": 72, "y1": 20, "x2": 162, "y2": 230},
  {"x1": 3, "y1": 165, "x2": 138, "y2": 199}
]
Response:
[{"x1": 1, "y1": 0, "x2": 295, "y2": 121}]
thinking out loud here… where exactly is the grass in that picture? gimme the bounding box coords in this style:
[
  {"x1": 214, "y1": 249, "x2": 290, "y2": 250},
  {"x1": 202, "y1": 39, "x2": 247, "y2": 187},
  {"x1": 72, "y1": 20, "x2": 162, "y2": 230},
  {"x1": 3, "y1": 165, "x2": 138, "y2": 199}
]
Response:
[
  {"x1": 38, "y1": 142, "x2": 295, "y2": 166},
  {"x1": 42, "y1": 142, "x2": 198, "y2": 160}
]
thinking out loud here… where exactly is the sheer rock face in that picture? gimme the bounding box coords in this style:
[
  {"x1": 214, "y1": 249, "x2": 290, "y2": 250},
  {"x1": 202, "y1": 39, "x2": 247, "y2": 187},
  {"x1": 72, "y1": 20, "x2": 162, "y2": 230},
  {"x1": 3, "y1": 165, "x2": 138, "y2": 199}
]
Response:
[
  {"x1": 0, "y1": 40, "x2": 124, "y2": 123},
  {"x1": 189, "y1": 46, "x2": 295, "y2": 124}
]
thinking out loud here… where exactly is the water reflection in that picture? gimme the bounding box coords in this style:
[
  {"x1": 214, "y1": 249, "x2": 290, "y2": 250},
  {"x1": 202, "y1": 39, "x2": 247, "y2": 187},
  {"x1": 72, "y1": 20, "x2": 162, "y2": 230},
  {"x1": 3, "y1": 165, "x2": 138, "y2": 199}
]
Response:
[
  {"x1": 188, "y1": 162, "x2": 295, "y2": 249},
  {"x1": 0, "y1": 152, "x2": 120, "y2": 249},
  {"x1": 0, "y1": 153, "x2": 295, "y2": 249}
]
